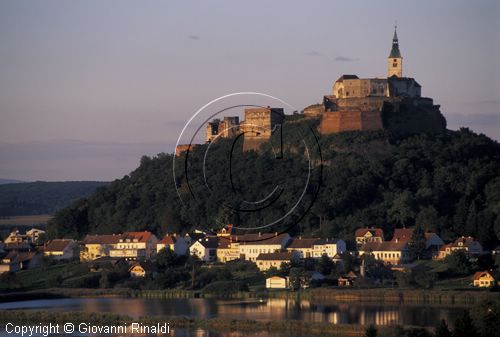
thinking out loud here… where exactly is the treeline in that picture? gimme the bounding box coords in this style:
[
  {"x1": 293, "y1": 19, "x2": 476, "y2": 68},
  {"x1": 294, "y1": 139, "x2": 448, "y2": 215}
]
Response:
[
  {"x1": 47, "y1": 118, "x2": 500, "y2": 247},
  {"x1": 0, "y1": 181, "x2": 109, "y2": 216}
]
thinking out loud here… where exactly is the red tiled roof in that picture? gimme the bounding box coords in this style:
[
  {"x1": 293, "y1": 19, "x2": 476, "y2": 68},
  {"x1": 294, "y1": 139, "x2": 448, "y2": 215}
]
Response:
[
  {"x1": 159, "y1": 234, "x2": 178, "y2": 245},
  {"x1": 439, "y1": 243, "x2": 452, "y2": 252},
  {"x1": 129, "y1": 261, "x2": 158, "y2": 273},
  {"x1": 473, "y1": 270, "x2": 499, "y2": 280},
  {"x1": 287, "y1": 238, "x2": 321, "y2": 249},
  {"x1": 391, "y1": 228, "x2": 414, "y2": 242},
  {"x1": 452, "y1": 236, "x2": 476, "y2": 248},
  {"x1": 232, "y1": 233, "x2": 288, "y2": 245},
  {"x1": 83, "y1": 234, "x2": 121, "y2": 245},
  {"x1": 121, "y1": 231, "x2": 153, "y2": 243},
  {"x1": 217, "y1": 238, "x2": 232, "y2": 249},
  {"x1": 4, "y1": 251, "x2": 38, "y2": 263},
  {"x1": 44, "y1": 239, "x2": 73, "y2": 252},
  {"x1": 355, "y1": 227, "x2": 384, "y2": 238}
]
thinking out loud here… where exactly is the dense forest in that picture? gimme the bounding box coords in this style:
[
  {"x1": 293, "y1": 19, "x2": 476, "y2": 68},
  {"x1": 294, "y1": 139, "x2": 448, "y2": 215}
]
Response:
[
  {"x1": 0, "y1": 181, "x2": 109, "y2": 216},
  {"x1": 47, "y1": 117, "x2": 500, "y2": 247}
]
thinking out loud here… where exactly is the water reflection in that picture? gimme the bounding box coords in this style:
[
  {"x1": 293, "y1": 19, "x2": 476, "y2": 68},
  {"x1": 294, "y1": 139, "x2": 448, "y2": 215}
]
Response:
[{"x1": 0, "y1": 297, "x2": 466, "y2": 328}]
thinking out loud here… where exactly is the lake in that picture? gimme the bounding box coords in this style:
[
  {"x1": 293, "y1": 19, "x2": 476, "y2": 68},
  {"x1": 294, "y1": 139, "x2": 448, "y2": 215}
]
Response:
[{"x1": 0, "y1": 297, "x2": 468, "y2": 336}]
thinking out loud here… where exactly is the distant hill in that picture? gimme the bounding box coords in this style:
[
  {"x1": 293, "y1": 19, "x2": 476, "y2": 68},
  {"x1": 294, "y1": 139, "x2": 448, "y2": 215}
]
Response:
[
  {"x1": 47, "y1": 118, "x2": 500, "y2": 247},
  {"x1": 0, "y1": 178, "x2": 25, "y2": 185},
  {"x1": 0, "y1": 181, "x2": 109, "y2": 217}
]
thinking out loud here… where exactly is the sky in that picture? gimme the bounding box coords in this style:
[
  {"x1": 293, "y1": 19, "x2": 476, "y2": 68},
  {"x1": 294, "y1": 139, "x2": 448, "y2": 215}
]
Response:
[{"x1": 0, "y1": 0, "x2": 499, "y2": 181}]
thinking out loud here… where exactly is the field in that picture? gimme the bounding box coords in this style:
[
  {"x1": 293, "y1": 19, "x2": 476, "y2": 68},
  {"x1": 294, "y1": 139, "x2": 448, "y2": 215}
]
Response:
[{"x1": 0, "y1": 214, "x2": 53, "y2": 226}]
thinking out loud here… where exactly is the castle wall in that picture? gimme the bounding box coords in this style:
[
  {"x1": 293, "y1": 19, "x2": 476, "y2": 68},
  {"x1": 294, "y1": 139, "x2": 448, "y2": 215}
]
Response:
[
  {"x1": 319, "y1": 110, "x2": 383, "y2": 134},
  {"x1": 333, "y1": 79, "x2": 388, "y2": 99},
  {"x1": 242, "y1": 107, "x2": 284, "y2": 152}
]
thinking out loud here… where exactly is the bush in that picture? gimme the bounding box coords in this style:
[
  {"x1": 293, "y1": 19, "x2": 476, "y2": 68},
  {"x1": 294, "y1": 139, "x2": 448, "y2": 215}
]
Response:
[{"x1": 202, "y1": 281, "x2": 248, "y2": 296}]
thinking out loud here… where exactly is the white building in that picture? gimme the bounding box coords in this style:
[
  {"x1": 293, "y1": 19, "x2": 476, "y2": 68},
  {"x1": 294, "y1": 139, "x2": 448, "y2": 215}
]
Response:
[
  {"x1": 109, "y1": 231, "x2": 158, "y2": 260},
  {"x1": 43, "y1": 239, "x2": 78, "y2": 260},
  {"x1": 190, "y1": 237, "x2": 219, "y2": 262},
  {"x1": 236, "y1": 233, "x2": 291, "y2": 262},
  {"x1": 266, "y1": 276, "x2": 288, "y2": 289},
  {"x1": 157, "y1": 234, "x2": 188, "y2": 255},
  {"x1": 286, "y1": 237, "x2": 346, "y2": 259}
]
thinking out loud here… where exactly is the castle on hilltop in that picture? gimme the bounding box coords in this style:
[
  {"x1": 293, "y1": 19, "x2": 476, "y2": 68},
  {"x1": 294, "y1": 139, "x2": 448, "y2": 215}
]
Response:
[
  {"x1": 313, "y1": 26, "x2": 445, "y2": 135},
  {"x1": 176, "y1": 27, "x2": 445, "y2": 156}
]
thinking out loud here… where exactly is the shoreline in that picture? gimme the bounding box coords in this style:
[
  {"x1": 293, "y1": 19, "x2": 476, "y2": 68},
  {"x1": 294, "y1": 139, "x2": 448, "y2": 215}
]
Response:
[{"x1": 1, "y1": 287, "x2": 498, "y2": 306}]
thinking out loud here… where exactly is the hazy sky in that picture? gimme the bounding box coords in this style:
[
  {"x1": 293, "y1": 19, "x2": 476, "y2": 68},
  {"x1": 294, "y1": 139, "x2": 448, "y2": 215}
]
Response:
[{"x1": 0, "y1": 0, "x2": 499, "y2": 181}]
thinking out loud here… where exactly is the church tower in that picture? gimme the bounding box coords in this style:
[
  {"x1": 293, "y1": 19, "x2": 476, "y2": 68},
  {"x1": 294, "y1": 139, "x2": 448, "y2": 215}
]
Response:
[{"x1": 387, "y1": 25, "x2": 403, "y2": 77}]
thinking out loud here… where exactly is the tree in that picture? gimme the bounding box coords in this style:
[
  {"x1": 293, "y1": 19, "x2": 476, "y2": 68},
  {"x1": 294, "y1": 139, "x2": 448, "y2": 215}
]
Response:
[
  {"x1": 157, "y1": 247, "x2": 177, "y2": 269},
  {"x1": 317, "y1": 254, "x2": 335, "y2": 275},
  {"x1": 364, "y1": 325, "x2": 377, "y2": 337},
  {"x1": 452, "y1": 310, "x2": 478, "y2": 337},
  {"x1": 288, "y1": 267, "x2": 306, "y2": 290},
  {"x1": 444, "y1": 251, "x2": 472, "y2": 276},
  {"x1": 388, "y1": 190, "x2": 416, "y2": 227},
  {"x1": 99, "y1": 271, "x2": 110, "y2": 289},
  {"x1": 409, "y1": 225, "x2": 427, "y2": 260},
  {"x1": 435, "y1": 319, "x2": 452, "y2": 337},
  {"x1": 472, "y1": 300, "x2": 500, "y2": 337},
  {"x1": 416, "y1": 206, "x2": 439, "y2": 232}
]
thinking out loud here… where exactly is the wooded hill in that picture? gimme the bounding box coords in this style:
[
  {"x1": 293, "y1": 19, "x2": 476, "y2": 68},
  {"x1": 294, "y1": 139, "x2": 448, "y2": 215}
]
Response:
[
  {"x1": 47, "y1": 117, "x2": 500, "y2": 247},
  {"x1": 0, "y1": 181, "x2": 109, "y2": 217}
]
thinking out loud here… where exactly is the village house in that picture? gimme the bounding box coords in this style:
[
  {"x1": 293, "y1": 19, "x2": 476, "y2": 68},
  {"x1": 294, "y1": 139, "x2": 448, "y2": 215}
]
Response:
[
  {"x1": 286, "y1": 237, "x2": 346, "y2": 259},
  {"x1": 156, "y1": 233, "x2": 188, "y2": 255},
  {"x1": 216, "y1": 237, "x2": 240, "y2": 263},
  {"x1": 338, "y1": 271, "x2": 358, "y2": 287},
  {"x1": 266, "y1": 276, "x2": 289, "y2": 289},
  {"x1": 358, "y1": 241, "x2": 411, "y2": 265},
  {"x1": 43, "y1": 239, "x2": 78, "y2": 260},
  {"x1": 473, "y1": 270, "x2": 500, "y2": 288},
  {"x1": 313, "y1": 239, "x2": 346, "y2": 258},
  {"x1": 80, "y1": 234, "x2": 121, "y2": 261},
  {"x1": 391, "y1": 228, "x2": 444, "y2": 248},
  {"x1": 436, "y1": 236, "x2": 484, "y2": 260},
  {"x1": 255, "y1": 251, "x2": 300, "y2": 271},
  {"x1": 190, "y1": 237, "x2": 219, "y2": 262},
  {"x1": 236, "y1": 233, "x2": 291, "y2": 262},
  {"x1": 355, "y1": 227, "x2": 384, "y2": 247},
  {"x1": 129, "y1": 261, "x2": 158, "y2": 278},
  {"x1": 286, "y1": 238, "x2": 319, "y2": 258},
  {"x1": 109, "y1": 231, "x2": 158, "y2": 260},
  {"x1": 4, "y1": 228, "x2": 46, "y2": 245},
  {"x1": 26, "y1": 228, "x2": 46, "y2": 243},
  {"x1": 184, "y1": 231, "x2": 208, "y2": 247},
  {"x1": 391, "y1": 228, "x2": 444, "y2": 258},
  {"x1": 0, "y1": 251, "x2": 42, "y2": 273},
  {"x1": 4, "y1": 230, "x2": 30, "y2": 245}
]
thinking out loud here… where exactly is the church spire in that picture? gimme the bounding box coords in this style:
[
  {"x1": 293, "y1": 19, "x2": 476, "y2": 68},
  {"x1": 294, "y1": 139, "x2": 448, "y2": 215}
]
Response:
[
  {"x1": 387, "y1": 24, "x2": 403, "y2": 77},
  {"x1": 389, "y1": 25, "x2": 401, "y2": 58}
]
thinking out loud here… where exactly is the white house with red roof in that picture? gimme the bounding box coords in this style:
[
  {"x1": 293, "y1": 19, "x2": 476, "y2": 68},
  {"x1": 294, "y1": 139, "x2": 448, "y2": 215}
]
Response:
[
  {"x1": 109, "y1": 231, "x2": 158, "y2": 260},
  {"x1": 157, "y1": 233, "x2": 188, "y2": 255},
  {"x1": 190, "y1": 237, "x2": 219, "y2": 262},
  {"x1": 235, "y1": 233, "x2": 291, "y2": 262},
  {"x1": 355, "y1": 227, "x2": 384, "y2": 247},
  {"x1": 436, "y1": 236, "x2": 483, "y2": 260},
  {"x1": 43, "y1": 239, "x2": 78, "y2": 260}
]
